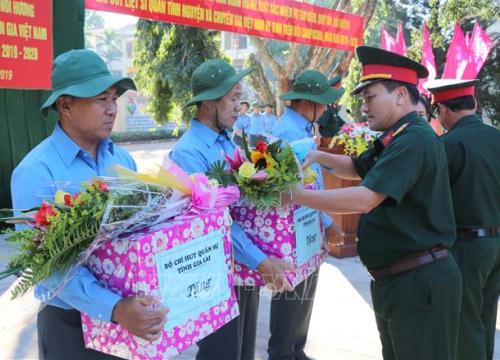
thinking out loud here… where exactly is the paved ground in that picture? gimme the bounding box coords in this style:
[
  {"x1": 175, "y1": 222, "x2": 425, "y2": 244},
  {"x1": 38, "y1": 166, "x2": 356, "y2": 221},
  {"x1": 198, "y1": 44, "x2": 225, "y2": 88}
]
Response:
[{"x1": 1, "y1": 140, "x2": 498, "y2": 359}]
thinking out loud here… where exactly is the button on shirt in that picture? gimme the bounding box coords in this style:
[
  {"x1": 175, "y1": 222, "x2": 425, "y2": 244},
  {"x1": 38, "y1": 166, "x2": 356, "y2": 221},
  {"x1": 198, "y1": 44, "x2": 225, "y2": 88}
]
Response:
[
  {"x1": 271, "y1": 107, "x2": 333, "y2": 228},
  {"x1": 170, "y1": 119, "x2": 267, "y2": 270},
  {"x1": 11, "y1": 122, "x2": 137, "y2": 321}
]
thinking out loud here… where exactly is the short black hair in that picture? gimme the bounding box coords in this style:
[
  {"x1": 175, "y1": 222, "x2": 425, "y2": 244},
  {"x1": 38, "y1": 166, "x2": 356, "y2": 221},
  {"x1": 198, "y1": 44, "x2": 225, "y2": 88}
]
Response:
[
  {"x1": 380, "y1": 80, "x2": 420, "y2": 105},
  {"x1": 418, "y1": 94, "x2": 431, "y2": 120},
  {"x1": 440, "y1": 95, "x2": 476, "y2": 111}
]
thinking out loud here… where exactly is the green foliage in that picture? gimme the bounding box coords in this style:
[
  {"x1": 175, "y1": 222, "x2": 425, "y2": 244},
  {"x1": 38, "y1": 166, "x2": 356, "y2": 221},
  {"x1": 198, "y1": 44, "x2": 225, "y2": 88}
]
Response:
[
  {"x1": 134, "y1": 22, "x2": 225, "y2": 125},
  {"x1": 110, "y1": 128, "x2": 185, "y2": 143}
]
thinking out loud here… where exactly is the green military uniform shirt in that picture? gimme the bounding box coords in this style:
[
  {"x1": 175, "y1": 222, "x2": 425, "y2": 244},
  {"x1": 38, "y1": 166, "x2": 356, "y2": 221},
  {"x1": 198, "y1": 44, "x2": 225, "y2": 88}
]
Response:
[
  {"x1": 352, "y1": 111, "x2": 456, "y2": 269},
  {"x1": 441, "y1": 114, "x2": 500, "y2": 226}
]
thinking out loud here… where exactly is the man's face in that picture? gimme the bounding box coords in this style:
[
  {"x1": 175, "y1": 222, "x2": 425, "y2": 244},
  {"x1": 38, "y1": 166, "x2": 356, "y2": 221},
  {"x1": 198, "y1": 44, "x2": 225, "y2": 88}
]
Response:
[
  {"x1": 62, "y1": 86, "x2": 119, "y2": 142},
  {"x1": 252, "y1": 105, "x2": 260, "y2": 114},
  {"x1": 264, "y1": 106, "x2": 273, "y2": 115},
  {"x1": 240, "y1": 103, "x2": 248, "y2": 114},
  {"x1": 214, "y1": 82, "x2": 242, "y2": 130},
  {"x1": 360, "y1": 82, "x2": 399, "y2": 131}
]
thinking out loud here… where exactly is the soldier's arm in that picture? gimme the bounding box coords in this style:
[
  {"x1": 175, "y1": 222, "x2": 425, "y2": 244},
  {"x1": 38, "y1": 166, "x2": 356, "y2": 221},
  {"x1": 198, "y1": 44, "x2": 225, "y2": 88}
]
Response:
[{"x1": 302, "y1": 150, "x2": 360, "y2": 180}]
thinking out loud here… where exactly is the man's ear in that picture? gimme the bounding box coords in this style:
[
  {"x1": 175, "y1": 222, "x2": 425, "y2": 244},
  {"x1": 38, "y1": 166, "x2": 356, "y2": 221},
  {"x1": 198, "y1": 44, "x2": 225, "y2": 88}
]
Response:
[
  {"x1": 394, "y1": 86, "x2": 407, "y2": 105},
  {"x1": 55, "y1": 96, "x2": 72, "y2": 114}
]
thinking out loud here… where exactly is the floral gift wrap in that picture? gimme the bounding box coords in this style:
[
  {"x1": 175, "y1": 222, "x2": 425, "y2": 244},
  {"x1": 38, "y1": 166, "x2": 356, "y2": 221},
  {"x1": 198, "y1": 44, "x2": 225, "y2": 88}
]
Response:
[
  {"x1": 231, "y1": 202, "x2": 327, "y2": 288},
  {"x1": 81, "y1": 208, "x2": 238, "y2": 359}
]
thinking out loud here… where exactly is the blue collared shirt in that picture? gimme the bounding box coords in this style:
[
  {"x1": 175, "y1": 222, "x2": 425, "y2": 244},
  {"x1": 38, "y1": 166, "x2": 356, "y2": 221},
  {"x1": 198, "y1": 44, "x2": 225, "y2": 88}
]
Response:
[
  {"x1": 234, "y1": 114, "x2": 251, "y2": 133},
  {"x1": 271, "y1": 107, "x2": 333, "y2": 228},
  {"x1": 248, "y1": 112, "x2": 276, "y2": 135},
  {"x1": 170, "y1": 119, "x2": 267, "y2": 270},
  {"x1": 10, "y1": 122, "x2": 137, "y2": 321}
]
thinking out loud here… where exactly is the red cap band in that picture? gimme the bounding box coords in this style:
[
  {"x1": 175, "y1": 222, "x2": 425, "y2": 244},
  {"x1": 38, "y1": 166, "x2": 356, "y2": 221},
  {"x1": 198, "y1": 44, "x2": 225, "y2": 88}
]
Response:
[
  {"x1": 361, "y1": 64, "x2": 418, "y2": 85},
  {"x1": 432, "y1": 85, "x2": 475, "y2": 103}
]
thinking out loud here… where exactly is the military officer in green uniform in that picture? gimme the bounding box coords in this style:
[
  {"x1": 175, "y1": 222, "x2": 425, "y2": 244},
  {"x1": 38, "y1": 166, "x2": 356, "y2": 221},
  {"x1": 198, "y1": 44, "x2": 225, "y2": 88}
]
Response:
[
  {"x1": 285, "y1": 46, "x2": 462, "y2": 359},
  {"x1": 317, "y1": 75, "x2": 347, "y2": 137},
  {"x1": 425, "y1": 78, "x2": 500, "y2": 360}
]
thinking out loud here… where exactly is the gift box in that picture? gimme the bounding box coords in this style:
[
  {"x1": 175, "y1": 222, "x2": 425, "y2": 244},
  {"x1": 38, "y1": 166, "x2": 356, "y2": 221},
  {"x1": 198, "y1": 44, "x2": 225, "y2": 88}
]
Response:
[
  {"x1": 81, "y1": 208, "x2": 238, "y2": 359},
  {"x1": 231, "y1": 202, "x2": 327, "y2": 287}
]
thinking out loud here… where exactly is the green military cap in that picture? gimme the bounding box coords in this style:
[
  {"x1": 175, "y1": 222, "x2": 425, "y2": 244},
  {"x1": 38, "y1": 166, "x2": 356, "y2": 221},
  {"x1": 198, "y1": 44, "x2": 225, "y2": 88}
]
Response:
[
  {"x1": 240, "y1": 100, "x2": 250, "y2": 107},
  {"x1": 40, "y1": 49, "x2": 136, "y2": 117},
  {"x1": 184, "y1": 59, "x2": 253, "y2": 108},
  {"x1": 424, "y1": 78, "x2": 477, "y2": 104},
  {"x1": 280, "y1": 70, "x2": 345, "y2": 104},
  {"x1": 328, "y1": 74, "x2": 343, "y2": 88},
  {"x1": 351, "y1": 46, "x2": 429, "y2": 95}
]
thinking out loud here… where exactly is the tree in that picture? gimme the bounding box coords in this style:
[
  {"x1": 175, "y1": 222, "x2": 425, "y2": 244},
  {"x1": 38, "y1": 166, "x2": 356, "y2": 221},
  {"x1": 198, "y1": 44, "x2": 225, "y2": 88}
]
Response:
[
  {"x1": 134, "y1": 22, "x2": 224, "y2": 125},
  {"x1": 247, "y1": 0, "x2": 379, "y2": 115},
  {"x1": 84, "y1": 10, "x2": 105, "y2": 49},
  {"x1": 98, "y1": 29, "x2": 123, "y2": 65}
]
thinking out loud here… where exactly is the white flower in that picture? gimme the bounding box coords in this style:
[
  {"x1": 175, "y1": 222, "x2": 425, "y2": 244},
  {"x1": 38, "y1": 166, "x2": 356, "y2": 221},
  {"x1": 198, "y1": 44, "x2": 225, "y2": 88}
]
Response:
[
  {"x1": 276, "y1": 223, "x2": 284, "y2": 231},
  {"x1": 264, "y1": 218, "x2": 272, "y2": 226},
  {"x1": 245, "y1": 277, "x2": 256, "y2": 286},
  {"x1": 152, "y1": 231, "x2": 167, "y2": 252},
  {"x1": 87, "y1": 256, "x2": 102, "y2": 275},
  {"x1": 102, "y1": 259, "x2": 115, "y2": 275},
  {"x1": 199, "y1": 323, "x2": 214, "y2": 337},
  {"x1": 254, "y1": 216, "x2": 264, "y2": 227},
  {"x1": 217, "y1": 216, "x2": 224, "y2": 226},
  {"x1": 145, "y1": 254, "x2": 156, "y2": 268},
  {"x1": 258, "y1": 226, "x2": 276, "y2": 243},
  {"x1": 142, "y1": 242, "x2": 151, "y2": 254},
  {"x1": 239, "y1": 207, "x2": 247, "y2": 216},
  {"x1": 213, "y1": 305, "x2": 220, "y2": 315},
  {"x1": 113, "y1": 263, "x2": 126, "y2": 279},
  {"x1": 287, "y1": 223, "x2": 295, "y2": 233},
  {"x1": 191, "y1": 218, "x2": 205, "y2": 238},
  {"x1": 186, "y1": 320, "x2": 195, "y2": 334},
  {"x1": 183, "y1": 228, "x2": 191, "y2": 238},
  {"x1": 111, "y1": 238, "x2": 130, "y2": 255},
  {"x1": 178, "y1": 328, "x2": 186, "y2": 338},
  {"x1": 281, "y1": 243, "x2": 292, "y2": 255},
  {"x1": 220, "y1": 301, "x2": 228, "y2": 312},
  {"x1": 231, "y1": 303, "x2": 239, "y2": 317},
  {"x1": 244, "y1": 220, "x2": 252, "y2": 228},
  {"x1": 132, "y1": 281, "x2": 149, "y2": 293},
  {"x1": 128, "y1": 252, "x2": 138, "y2": 263}
]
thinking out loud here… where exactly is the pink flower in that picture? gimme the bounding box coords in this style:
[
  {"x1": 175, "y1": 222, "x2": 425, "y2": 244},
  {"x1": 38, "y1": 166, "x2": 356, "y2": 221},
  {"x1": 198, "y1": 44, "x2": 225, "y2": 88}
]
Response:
[
  {"x1": 251, "y1": 170, "x2": 269, "y2": 182},
  {"x1": 222, "y1": 147, "x2": 245, "y2": 171}
]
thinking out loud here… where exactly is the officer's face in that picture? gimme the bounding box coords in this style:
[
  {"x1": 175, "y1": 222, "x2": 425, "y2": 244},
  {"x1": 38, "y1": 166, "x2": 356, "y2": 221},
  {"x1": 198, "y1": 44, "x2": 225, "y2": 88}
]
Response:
[
  {"x1": 360, "y1": 82, "x2": 399, "y2": 131},
  {"x1": 57, "y1": 86, "x2": 119, "y2": 144},
  {"x1": 214, "y1": 82, "x2": 242, "y2": 130}
]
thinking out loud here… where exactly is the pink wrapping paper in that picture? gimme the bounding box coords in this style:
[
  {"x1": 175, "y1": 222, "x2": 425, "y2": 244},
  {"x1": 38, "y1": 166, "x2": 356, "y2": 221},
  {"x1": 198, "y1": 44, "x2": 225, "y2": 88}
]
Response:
[
  {"x1": 81, "y1": 208, "x2": 238, "y2": 359},
  {"x1": 231, "y1": 203, "x2": 327, "y2": 288}
]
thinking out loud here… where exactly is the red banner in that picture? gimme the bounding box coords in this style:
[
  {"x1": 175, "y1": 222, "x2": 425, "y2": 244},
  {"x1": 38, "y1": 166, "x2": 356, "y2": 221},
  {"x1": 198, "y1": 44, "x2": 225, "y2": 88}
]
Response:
[
  {"x1": 85, "y1": 0, "x2": 364, "y2": 51},
  {"x1": 0, "y1": 0, "x2": 52, "y2": 89}
]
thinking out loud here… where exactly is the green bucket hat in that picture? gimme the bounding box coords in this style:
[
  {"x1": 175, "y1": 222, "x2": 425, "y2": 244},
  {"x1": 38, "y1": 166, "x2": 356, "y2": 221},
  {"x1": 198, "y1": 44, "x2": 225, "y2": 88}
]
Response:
[
  {"x1": 41, "y1": 49, "x2": 136, "y2": 116},
  {"x1": 184, "y1": 59, "x2": 253, "y2": 108},
  {"x1": 280, "y1": 70, "x2": 345, "y2": 104}
]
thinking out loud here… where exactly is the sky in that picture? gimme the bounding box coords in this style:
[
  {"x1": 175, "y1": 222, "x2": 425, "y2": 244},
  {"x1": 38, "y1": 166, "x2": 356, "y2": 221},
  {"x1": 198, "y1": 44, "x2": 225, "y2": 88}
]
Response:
[{"x1": 98, "y1": 10, "x2": 138, "y2": 29}]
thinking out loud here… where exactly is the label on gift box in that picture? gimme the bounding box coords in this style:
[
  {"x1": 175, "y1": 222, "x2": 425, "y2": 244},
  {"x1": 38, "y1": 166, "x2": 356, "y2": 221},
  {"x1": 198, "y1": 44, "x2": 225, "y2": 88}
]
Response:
[
  {"x1": 155, "y1": 229, "x2": 230, "y2": 331},
  {"x1": 294, "y1": 208, "x2": 322, "y2": 265}
]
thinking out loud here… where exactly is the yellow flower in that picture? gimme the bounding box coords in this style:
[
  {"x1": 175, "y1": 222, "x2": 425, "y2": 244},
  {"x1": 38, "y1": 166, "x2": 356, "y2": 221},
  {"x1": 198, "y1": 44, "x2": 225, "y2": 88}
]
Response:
[
  {"x1": 238, "y1": 161, "x2": 257, "y2": 178},
  {"x1": 54, "y1": 190, "x2": 72, "y2": 206},
  {"x1": 250, "y1": 150, "x2": 273, "y2": 169},
  {"x1": 303, "y1": 168, "x2": 318, "y2": 185}
]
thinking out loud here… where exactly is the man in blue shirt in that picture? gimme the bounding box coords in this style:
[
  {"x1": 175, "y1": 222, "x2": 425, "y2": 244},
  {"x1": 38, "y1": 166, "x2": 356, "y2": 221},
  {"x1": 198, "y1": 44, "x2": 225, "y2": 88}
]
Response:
[
  {"x1": 170, "y1": 59, "x2": 294, "y2": 360},
  {"x1": 10, "y1": 49, "x2": 169, "y2": 359},
  {"x1": 233, "y1": 100, "x2": 251, "y2": 137},
  {"x1": 269, "y1": 70, "x2": 345, "y2": 360}
]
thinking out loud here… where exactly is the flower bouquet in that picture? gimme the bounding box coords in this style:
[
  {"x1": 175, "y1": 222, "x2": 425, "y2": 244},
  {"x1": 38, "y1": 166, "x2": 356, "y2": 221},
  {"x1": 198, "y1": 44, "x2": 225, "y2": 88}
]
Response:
[
  {"x1": 206, "y1": 134, "x2": 300, "y2": 209},
  {"x1": 329, "y1": 122, "x2": 378, "y2": 156}
]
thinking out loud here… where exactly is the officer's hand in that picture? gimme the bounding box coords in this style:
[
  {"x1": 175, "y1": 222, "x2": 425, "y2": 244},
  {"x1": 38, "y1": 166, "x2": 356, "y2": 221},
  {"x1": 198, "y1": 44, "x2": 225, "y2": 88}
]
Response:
[
  {"x1": 326, "y1": 222, "x2": 344, "y2": 244},
  {"x1": 302, "y1": 150, "x2": 320, "y2": 170},
  {"x1": 111, "y1": 295, "x2": 169, "y2": 341},
  {"x1": 257, "y1": 256, "x2": 295, "y2": 292}
]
